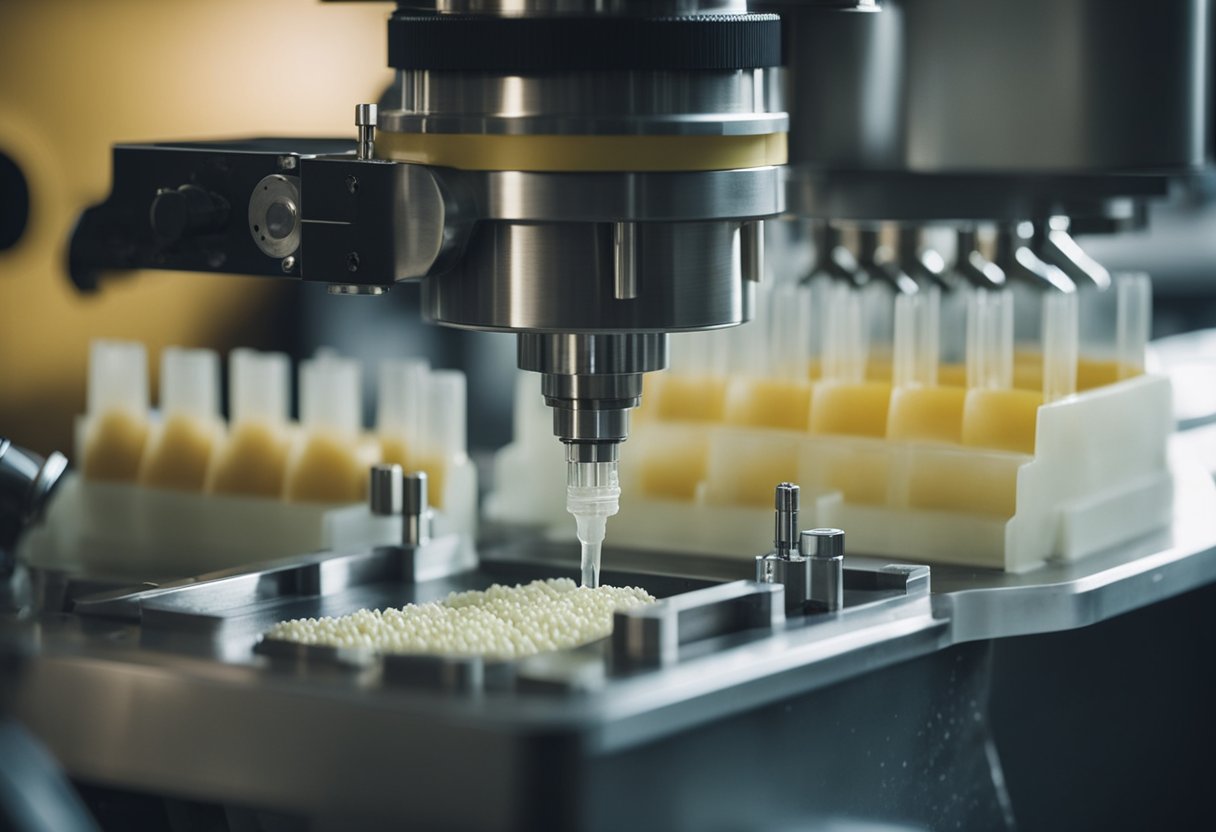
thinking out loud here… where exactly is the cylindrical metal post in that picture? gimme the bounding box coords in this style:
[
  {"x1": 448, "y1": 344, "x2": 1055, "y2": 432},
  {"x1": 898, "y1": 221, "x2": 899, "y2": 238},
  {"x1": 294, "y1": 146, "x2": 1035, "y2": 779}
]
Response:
[{"x1": 402, "y1": 471, "x2": 431, "y2": 546}]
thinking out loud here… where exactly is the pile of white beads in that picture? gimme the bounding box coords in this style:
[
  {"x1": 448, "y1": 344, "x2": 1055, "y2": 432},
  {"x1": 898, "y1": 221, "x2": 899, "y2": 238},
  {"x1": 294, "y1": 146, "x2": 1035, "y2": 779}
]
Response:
[{"x1": 264, "y1": 578, "x2": 656, "y2": 659}]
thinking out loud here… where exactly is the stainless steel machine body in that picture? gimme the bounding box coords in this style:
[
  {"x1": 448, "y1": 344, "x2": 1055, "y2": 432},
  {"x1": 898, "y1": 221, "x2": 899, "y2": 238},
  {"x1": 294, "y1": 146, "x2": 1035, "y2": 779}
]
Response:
[
  {"x1": 70, "y1": 0, "x2": 791, "y2": 464},
  {"x1": 3, "y1": 458, "x2": 1215, "y2": 830},
  {"x1": 10, "y1": 2, "x2": 1216, "y2": 829}
]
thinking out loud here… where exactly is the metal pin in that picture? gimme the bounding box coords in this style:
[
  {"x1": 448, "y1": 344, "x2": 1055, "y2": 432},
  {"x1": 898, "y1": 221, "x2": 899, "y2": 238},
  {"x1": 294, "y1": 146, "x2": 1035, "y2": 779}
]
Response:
[
  {"x1": 774, "y1": 482, "x2": 799, "y2": 559},
  {"x1": 741, "y1": 220, "x2": 764, "y2": 283},
  {"x1": 369, "y1": 464, "x2": 403, "y2": 516},
  {"x1": 402, "y1": 471, "x2": 430, "y2": 546},
  {"x1": 356, "y1": 103, "x2": 377, "y2": 161},
  {"x1": 613, "y1": 221, "x2": 639, "y2": 300}
]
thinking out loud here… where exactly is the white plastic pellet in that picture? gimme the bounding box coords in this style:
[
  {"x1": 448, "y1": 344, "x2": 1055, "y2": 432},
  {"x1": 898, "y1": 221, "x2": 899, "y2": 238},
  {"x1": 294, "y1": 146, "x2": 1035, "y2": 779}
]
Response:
[{"x1": 264, "y1": 578, "x2": 655, "y2": 660}]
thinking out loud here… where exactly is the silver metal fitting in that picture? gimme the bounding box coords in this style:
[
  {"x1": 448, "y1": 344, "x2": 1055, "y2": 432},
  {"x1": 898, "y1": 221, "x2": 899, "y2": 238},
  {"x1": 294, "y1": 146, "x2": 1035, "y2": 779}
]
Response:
[
  {"x1": 327, "y1": 284, "x2": 389, "y2": 296},
  {"x1": 518, "y1": 332, "x2": 668, "y2": 461},
  {"x1": 356, "y1": 103, "x2": 377, "y2": 161},
  {"x1": 755, "y1": 482, "x2": 811, "y2": 615},
  {"x1": 402, "y1": 471, "x2": 431, "y2": 546},
  {"x1": 755, "y1": 553, "x2": 811, "y2": 615},
  {"x1": 369, "y1": 464, "x2": 404, "y2": 517},
  {"x1": 773, "y1": 482, "x2": 799, "y2": 559},
  {"x1": 802, "y1": 527, "x2": 845, "y2": 612}
]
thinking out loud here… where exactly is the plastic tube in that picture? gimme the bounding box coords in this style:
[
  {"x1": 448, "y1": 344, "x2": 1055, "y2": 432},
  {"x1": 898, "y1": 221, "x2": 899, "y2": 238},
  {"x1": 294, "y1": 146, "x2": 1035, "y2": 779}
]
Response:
[
  {"x1": 377, "y1": 358, "x2": 430, "y2": 466},
  {"x1": 160, "y1": 348, "x2": 220, "y2": 422},
  {"x1": 1116, "y1": 273, "x2": 1151, "y2": 379},
  {"x1": 420, "y1": 370, "x2": 467, "y2": 460},
  {"x1": 766, "y1": 281, "x2": 815, "y2": 380},
  {"x1": 965, "y1": 289, "x2": 1014, "y2": 390},
  {"x1": 286, "y1": 352, "x2": 364, "y2": 503},
  {"x1": 81, "y1": 340, "x2": 150, "y2": 481},
  {"x1": 1041, "y1": 290, "x2": 1079, "y2": 403},
  {"x1": 209, "y1": 349, "x2": 291, "y2": 497},
  {"x1": 893, "y1": 287, "x2": 940, "y2": 389},
  {"x1": 139, "y1": 347, "x2": 222, "y2": 491},
  {"x1": 87, "y1": 340, "x2": 148, "y2": 421},
  {"x1": 300, "y1": 352, "x2": 361, "y2": 438},
  {"x1": 821, "y1": 283, "x2": 867, "y2": 384},
  {"x1": 230, "y1": 348, "x2": 290, "y2": 427}
]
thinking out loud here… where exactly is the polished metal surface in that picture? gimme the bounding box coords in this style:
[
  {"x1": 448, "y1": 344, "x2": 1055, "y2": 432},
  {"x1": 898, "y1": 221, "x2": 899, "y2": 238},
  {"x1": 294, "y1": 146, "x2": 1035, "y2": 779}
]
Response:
[
  {"x1": 805, "y1": 221, "x2": 859, "y2": 283},
  {"x1": 424, "y1": 221, "x2": 754, "y2": 332},
  {"x1": 397, "y1": 0, "x2": 746, "y2": 16},
  {"x1": 464, "y1": 167, "x2": 784, "y2": 223},
  {"x1": 774, "y1": 0, "x2": 1208, "y2": 174},
  {"x1": 368, "y1": 464, "x2": 403, "y2": 517},
  {"x1": 755, "y1": 553, "x2": 810, "y2": 615},
  {"x1": 382, "y1": 70, "x2": 785, "y2": 137},
  {"x1": 327, "y1": 284, "x2": 389, "y2": 296},
  {"x1": 756, "y1": 483, "x2": 812, "y2": 614},
  {"x1": 1032, "y1": 218, "x2": 1112, "y2": 291},
  {"x1": 773, "y1": 483, "x2": 799, "y2": 559},
  {"x1": 954, "y1": 228, "x2": 1006, "y2": 289},
  {"x1": 519, "y1": 333, "x2": 667, "y2": 446},
  {"x1": 3, "y1": 460, "x2": 1214, "y2": 827},
  {"x1": 518, "y1": 332, "x2": 668, "y2": 376},
  {"x1": 760, "y1": 0, "x2": 904, "y2": 170},
  {"x1": 0, "y1": 440, "x2": 68, "y2": 577},
  {"x1": 895, "y1": 225, "x2": 948, "y2": 289},
  {"x1": 612, "y1": 581, "x2": 785, "y2": 668},
  {"x1": 803, "y1": 529, "x2": 845, "y2": 612},
  {"x1": 247, "y1": 174, "x2": 300, "y2": 259},
  {"x1": 855, "y1": 225, "x2": 918, "y2": 294},
  {"x1": 770, "y1": 0, "x2": 1208, "y2": 221},
  {"x1": 802, "y1": 528, "x2": 844, "y2": 560},
  {"x1": 741, "y1": 220, "x2": 764, "y2": 283},
  {"x1": 612, "y1": 222, "x2": 638, "y2": 300},
  {"x1": 355, "y1": 103, "x2": 377, "y2": 161},
  {"x1": 402, "y1": 471, "x2": 430, "y2": 546},
  {"x1": 994, "y1": 223, "x2": 1074, "y2": 293}
]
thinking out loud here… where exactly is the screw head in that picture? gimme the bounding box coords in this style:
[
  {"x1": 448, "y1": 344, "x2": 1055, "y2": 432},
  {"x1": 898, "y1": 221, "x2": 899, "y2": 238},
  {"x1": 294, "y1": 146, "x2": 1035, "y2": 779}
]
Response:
[
  {"x1": 346, "y1": 175, "x2": 358, "y2": 195},
  {"x1": 280, "y1": 255, "x2": 296, "y2": 273},
  {"x1": 346, "y1": 252, "x2": 360, "y2": 272},
  {"x1": 278, "y1": 155, "x2": 297, "y2": 171}
]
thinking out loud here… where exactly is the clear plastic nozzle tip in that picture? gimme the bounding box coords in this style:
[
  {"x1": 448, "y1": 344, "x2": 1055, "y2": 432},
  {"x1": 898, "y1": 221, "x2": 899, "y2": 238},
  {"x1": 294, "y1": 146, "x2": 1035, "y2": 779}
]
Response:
[{"x1": 567, "y1": 459, "x2": 621, "y2": 589}]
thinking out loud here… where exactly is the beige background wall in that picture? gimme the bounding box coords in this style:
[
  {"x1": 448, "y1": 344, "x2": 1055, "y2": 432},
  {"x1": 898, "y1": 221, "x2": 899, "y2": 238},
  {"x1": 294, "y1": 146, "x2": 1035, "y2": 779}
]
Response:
[{"x1": 0, "y1": 0, "x2": 395, "y2": 455}]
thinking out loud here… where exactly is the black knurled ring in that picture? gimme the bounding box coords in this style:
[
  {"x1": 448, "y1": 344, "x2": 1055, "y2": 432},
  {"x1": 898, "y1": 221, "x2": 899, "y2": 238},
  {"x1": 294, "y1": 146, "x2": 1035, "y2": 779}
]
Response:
[{"x1": 388, "y1": 13, "x2": 782, "y2": 72}]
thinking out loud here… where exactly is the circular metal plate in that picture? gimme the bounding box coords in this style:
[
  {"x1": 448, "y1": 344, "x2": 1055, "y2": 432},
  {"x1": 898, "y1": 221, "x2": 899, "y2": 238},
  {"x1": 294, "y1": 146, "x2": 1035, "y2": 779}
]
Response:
[{"x1": 248, "y1": 174, "x2": 301, "y2": 258}]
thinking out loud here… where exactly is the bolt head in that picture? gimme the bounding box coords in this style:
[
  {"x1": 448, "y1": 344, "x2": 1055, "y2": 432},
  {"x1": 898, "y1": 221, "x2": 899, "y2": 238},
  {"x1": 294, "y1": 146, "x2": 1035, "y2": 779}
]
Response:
[
  {"x1": 346, "y1": 252, "x2": 360, "y2": 272},
  {"x1": 346, "y1": 175, "x2": 359, "y2": 195},
  {"x1": 280, "y1": 255, "x2": 296, "y2": 273}
]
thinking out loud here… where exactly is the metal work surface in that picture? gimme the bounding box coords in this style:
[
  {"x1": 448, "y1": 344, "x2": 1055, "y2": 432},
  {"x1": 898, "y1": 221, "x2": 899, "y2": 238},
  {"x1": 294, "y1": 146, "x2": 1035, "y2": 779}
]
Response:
[{"x1": 2, "y1": 461, "x2": 1214, "y2": 827}]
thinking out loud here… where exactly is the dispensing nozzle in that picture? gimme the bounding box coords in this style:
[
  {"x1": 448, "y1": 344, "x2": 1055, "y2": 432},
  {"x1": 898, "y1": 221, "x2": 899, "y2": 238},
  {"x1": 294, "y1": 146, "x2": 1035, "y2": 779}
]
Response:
[
  {"x1": 566, "y1": 443, "x2": 620, "y2": 589},
  {"x1": 517, "y1": 332, "x2": 668, "y2": 587}
]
